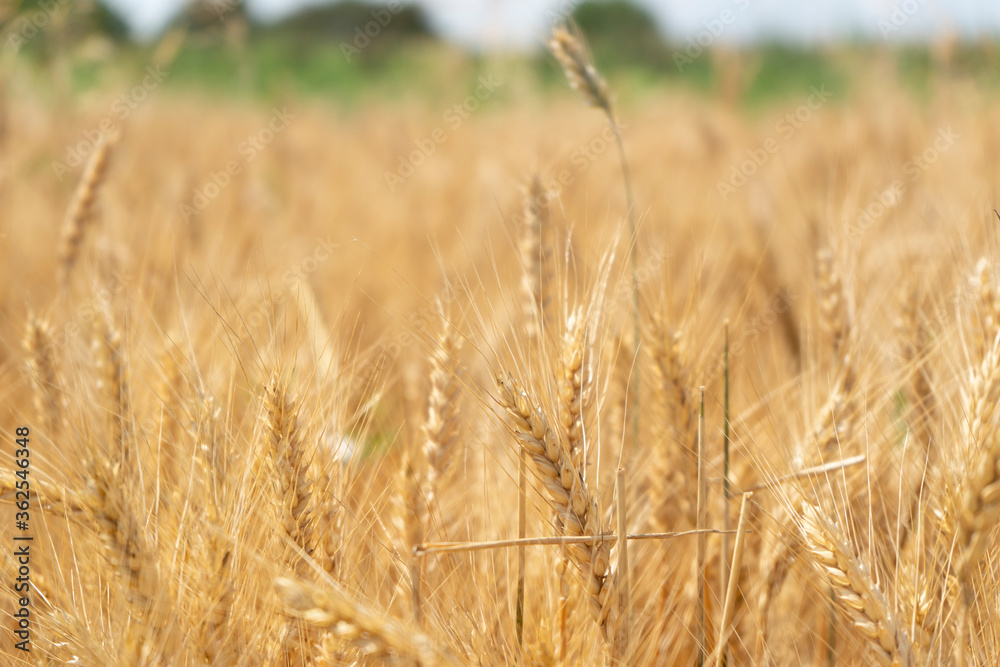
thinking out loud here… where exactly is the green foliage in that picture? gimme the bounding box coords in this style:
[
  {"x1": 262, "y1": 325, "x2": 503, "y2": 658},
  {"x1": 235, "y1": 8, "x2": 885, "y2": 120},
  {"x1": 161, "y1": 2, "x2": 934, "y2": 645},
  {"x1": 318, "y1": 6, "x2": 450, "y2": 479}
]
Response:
[
  {"x1": 265, "y1": 1, "x2": 432, "y2": 41},
  {"x1": 741, "y1": 45, "x2": 847, "y2": 107},
  {"x1": 570, "y1": 0, "x2": 667, "y2": 67}
]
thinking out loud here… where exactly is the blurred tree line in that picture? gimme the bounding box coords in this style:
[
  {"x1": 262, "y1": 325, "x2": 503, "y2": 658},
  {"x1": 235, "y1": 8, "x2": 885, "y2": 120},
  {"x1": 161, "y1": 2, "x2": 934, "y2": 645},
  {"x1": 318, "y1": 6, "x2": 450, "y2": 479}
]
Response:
[{"x1": 1, "y1": 0, "x2": 996, "y2": 104}]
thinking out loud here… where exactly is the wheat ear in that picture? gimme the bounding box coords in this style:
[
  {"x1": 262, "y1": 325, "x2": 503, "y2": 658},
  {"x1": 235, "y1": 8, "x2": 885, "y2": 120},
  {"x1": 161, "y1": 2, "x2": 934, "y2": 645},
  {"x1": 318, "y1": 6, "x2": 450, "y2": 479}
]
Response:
[
  {"x1": 263, "y1": 373, "x2": 316, "y2": 570},
  {"x1": 422, "y1": 305, "x2": 461, "y2": 534},
  {"x1": 817, "y1": 247, "x2": 849, "y2": 360},
  {"x1": 497, "y1": 375, "x2": 617, "y2": 641},
  {"x1": 806, "y1": 357, "x2": 858, "y2": 465},
  {"x1": 647, "y1": 313, "x2": 696, "y2": 528},
  {"x1": 558, "y1": 307, "x2": 586, "y2": 467},
  {"x1": 94, "y1": 310, "x2": 130, "y2": 464},
  {"x1": 972, "y1": 257, "x2": 1000, "y2": 354},
  {"x1": 549, "y1": 27, "x2": 612, "y2": 114},
  {"x1": 896, "y1": 286, "x2": 935, "y2": 451},
  {"x1": 275, "y1": 576, "x2": 461, "y2": 665},
  {"x1": 520, "y1": 174, "x2": 553, "y2": 340},
  {"x1": 956, "y1": 331, "x2": 1000, "y2": 584},
  {"x1": 59, "y1": 129, "x2": 119, "y2": 286},
  {"x1": 798, "y1": 502, "x2": 914, "y2": 667},
  {"x1": 24, "y1": 312, "x2": 60, "y2": 433},
  {"x1": 85, "y1": 454, "x2": 174, "y2": 662},
  {"x1": 965, "y1": 330, "x2": 1000, "y2": 453}
]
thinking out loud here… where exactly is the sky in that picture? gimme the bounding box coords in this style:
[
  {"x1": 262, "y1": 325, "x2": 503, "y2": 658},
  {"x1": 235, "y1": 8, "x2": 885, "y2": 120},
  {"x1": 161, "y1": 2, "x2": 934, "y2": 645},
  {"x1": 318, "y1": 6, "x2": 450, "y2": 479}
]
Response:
[{"x1": 99, "y1": 0, "x2": 1000, "y2": 49}]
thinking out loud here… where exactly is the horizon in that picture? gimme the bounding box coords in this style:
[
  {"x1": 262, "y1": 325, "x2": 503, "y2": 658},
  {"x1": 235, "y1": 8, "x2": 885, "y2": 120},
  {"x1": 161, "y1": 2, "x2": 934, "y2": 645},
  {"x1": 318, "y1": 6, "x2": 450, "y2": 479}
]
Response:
[{"x1": 97, "y1": 0, "x2": 1000, "y2": 49}]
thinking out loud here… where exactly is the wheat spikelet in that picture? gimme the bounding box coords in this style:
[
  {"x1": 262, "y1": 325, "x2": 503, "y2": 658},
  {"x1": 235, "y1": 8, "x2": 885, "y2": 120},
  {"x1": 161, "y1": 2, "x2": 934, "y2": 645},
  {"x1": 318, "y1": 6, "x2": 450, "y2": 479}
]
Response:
[
  {"x1": 155, "y1": 339, "x2": 184, "y2": 495},
  {"x1": 85, "y1": 458, "x2": 160, "y2": 611},
  {"x1": 817, "y1": 247, "x2": 848, "y2": 359},
  {"x1": 955, "y1": 331, "x2": 1000, "y2": 583},
  {"x1": 196, "y1": 517, "x2": 236, "y2": 664},
  {"x1": 422, "y1": 305, "x2": 461, "y2": 531},
  {"x1": 496, "y1": 375, "x2": 618, "y2": 641},
  {"x1": 314, "y1": 466, "x2": 345, "y2": 577},
  {"x1": 604, "y1": 328, "x2": 632, "y2": 450},
  {"x1": 263, "y1": 373, "x2": 317, "y2": 570},
  {"x1": 964, "y1": 330, "x2": 1000, "y2": 452},
  {"x1": 84, "y1": 454, "x2": 174, "y2": 663},
  {"x1": 58, "y1": 129, "x2": 119, "y2": 286},
  {"x1": 24, "y1": 312, "x2": 60, "y2": 433},
  {"x1": 896, "y1": 286, "x2": 935, "y2": 452},
  {"x1": 646, "y1": 313, "x2": 696, "y2": 528},
  {"x1": 93, "y1": 310, "x2": 131, "y2": 464},
  {"x1": 275, "y1": 576, "x2": 461, "y2": 665},
  {"x1": 193, "y1": 389, "x2": 236, "y2": 663},
  {"x1": 805, "y1": 358, "x2": 858, "y2": 465},
  {"x1": 555, "y1": 306, "x2": 587, "y2": 658},
  {"x1": 971, "y1": 257, "x2": 1000, "y2": 354},
  {"x1": 558, "y1": 307, "x2": 586, "y2": 467},
  {"x1": 520, "y1": 174, "x2": 553, "y2": 340},
  {"x1": 550, "y1": 26, "x2": 612, "y2": 114},
  {"x1": 798, "y1": 502, "x2": 914, "y2": 667}
]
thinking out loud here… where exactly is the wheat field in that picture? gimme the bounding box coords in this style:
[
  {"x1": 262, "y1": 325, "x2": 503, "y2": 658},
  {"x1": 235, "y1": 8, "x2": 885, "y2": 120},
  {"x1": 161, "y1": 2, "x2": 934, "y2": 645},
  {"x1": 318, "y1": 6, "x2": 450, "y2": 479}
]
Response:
[{"x1": 2, "y1": 29, "x2": 1000, "y2": 666}]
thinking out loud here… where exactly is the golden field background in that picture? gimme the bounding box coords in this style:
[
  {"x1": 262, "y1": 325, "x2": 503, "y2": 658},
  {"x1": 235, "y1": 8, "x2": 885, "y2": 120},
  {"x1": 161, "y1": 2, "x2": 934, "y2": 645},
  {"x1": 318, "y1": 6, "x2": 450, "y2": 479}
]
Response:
[{"x1": 2, "y1": 51, "x2": 1000, "y2": 665}]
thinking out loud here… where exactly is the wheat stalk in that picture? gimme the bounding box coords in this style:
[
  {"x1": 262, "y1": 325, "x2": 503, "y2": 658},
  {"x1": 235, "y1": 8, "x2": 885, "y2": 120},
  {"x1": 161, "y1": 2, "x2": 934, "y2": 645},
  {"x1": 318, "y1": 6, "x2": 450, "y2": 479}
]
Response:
[{"x1": 550, "y1": 24, "x2": 640, "y2": 461}]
